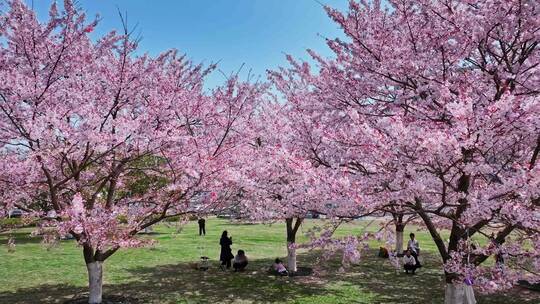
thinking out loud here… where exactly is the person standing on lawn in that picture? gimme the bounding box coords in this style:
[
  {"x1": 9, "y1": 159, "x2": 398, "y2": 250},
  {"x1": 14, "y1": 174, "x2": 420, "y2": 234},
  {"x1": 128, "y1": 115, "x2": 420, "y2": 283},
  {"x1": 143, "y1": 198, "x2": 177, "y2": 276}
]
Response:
[
  {"x1": 219, "y1": 230, "x2": 234, "y2": 270},
  {"x1": 198, "y1": 217, "x2": 206, "y2": 236},
  {"x1": 407, "y1": 233, "x2": 421, "y2": 267}
]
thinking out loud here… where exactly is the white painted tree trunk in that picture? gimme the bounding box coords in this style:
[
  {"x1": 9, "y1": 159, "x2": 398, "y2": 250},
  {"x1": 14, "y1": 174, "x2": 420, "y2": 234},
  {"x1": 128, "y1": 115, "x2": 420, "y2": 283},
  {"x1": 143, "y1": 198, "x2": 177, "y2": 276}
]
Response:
[
  {"x1": 395, "y1": 230, "x2": 404, "y2": 254},
  {"x1": 287, "y1": 242, "x2": 297, "y2": 273},
  {"x1": 444, "y1": 283, "x2": 476, "y2": 304},
  {"x1": 87, "y1": 261, "x2": 103, "y2": 304}
]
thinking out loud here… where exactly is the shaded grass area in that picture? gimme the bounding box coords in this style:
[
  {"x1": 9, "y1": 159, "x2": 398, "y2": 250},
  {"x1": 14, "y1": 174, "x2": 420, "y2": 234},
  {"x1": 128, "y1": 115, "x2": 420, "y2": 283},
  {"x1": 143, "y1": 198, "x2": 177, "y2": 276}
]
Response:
[{"x1": 0, "y1": 218, "x2": 538, "y2": 303}]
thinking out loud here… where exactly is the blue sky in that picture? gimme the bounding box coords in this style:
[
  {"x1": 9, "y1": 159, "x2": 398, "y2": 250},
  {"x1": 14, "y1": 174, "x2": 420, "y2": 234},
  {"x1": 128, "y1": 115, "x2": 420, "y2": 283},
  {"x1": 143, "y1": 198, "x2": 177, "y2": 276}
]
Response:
[{"x1": 29, "y1": 0, "x2": 350, "y2": 89}]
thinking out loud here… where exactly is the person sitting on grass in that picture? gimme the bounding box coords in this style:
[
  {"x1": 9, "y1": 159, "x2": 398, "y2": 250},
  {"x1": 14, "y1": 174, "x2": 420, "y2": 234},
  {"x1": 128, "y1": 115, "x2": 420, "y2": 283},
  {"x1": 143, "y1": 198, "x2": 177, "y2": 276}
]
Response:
[
  {"x1": 272, "y1": 258, "x2": 288, "y2": 276},
  {"x1": 378, "y1": 246, "x2": 389, "y2": 258},
  {"x1": 403, "y1": 249, "x2": 417, "y2": 274},
  {"x1": 233, "y1": 249, "x2": 248, "y2": 272}
]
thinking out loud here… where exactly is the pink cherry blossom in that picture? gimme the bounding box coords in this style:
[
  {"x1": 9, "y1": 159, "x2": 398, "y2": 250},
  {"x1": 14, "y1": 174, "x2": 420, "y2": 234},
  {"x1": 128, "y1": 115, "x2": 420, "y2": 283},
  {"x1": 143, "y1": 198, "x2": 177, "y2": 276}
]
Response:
[
  {"x1": 270, "y1": 0, "x2": 540, "y2": 301},
  {"x1": 0, "y1": 1, "x2": 266, "y2": 302}
]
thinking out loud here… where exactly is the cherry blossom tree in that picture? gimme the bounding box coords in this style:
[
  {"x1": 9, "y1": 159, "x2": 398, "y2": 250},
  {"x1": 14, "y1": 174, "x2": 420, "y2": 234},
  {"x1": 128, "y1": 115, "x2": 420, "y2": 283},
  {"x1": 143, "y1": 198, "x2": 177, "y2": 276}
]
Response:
[
  {"x1": 233, "y1": 102, "x2": 365, "y2": 273},
  {"x1": 0, "y1": 1, "x2": 264, "y2": 303},
  {"x1": 382, "y1": 208, "x2": 415, "y2": 254},
  {"x1": 271, "y1": 0, "x2": 540, "y2": 303},
  {"x1": 232, "y1": 103, "x2": 317, "y2": 273}
]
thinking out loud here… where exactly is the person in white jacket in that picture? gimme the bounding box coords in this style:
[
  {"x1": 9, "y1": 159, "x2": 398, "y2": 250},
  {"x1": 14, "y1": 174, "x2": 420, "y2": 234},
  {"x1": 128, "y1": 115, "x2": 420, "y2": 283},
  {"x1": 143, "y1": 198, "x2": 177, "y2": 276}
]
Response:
[
  {"x1": 407, "y1": 233, "x2": 421, "y2": 267},
  {"x1": 403, "y1": 249, "x2": 417, "y2": 274}
]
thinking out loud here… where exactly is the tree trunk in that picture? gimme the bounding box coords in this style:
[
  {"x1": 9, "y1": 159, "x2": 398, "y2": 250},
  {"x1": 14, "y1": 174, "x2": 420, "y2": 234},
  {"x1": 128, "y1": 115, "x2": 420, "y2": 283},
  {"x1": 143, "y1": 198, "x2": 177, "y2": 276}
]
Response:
[
  {"x1": 87, "y1": 261, "x2": 103, "y2": 304},
  {"x1": 391, "y1": 212, "x2": 405, "y2": 255},
  {"x1": 395, "y1": 229, "x2": 404, "y2": 254},
  {"x1": 287, "y1": 242, "x2": 297, "y2": 273},
  {"x1": 444, "y1": 283, "x2": 476, "y2": 304},
  {"x1": 285, "y1": 217, "x2": 303, "y2": 274}
]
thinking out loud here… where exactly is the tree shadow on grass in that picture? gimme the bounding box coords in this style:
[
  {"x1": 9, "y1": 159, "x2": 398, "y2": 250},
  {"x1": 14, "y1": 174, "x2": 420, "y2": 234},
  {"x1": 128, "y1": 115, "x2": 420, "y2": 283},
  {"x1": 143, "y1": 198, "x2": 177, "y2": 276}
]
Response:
[
  {"x1": 119, "y1": 258, "x2": 330, "y2": 303},
  {"x1": 1, "y1": 251, "x2": 538, "y2": 304},
  {"x1": 325, "y1": 250, "x2": 540, "y2": 304},
  {"x1": 0, "y1": 285, "x2": 88, "y2": 304},
  {"x1": 0, "y1": 258, "x2": 331, "y2": 304}
]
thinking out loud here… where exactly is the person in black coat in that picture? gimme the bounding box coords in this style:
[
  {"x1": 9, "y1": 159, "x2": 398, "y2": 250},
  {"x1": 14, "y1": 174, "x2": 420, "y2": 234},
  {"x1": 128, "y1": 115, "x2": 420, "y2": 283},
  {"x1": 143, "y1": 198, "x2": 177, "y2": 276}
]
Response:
[
  {"x1": 219, "y1": 230, "x2": 233, "y2": 270},
  {"x1": 198, "y1": 218, "x2": 206, "y2": 236}
]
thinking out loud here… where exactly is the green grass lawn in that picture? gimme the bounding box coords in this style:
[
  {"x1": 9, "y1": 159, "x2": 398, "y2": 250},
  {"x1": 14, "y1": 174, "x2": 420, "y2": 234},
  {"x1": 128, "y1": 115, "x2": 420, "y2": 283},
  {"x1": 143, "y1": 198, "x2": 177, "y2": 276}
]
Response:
[{"x1": 0, "y1": 218, "x2": 538, "y2": 303}]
